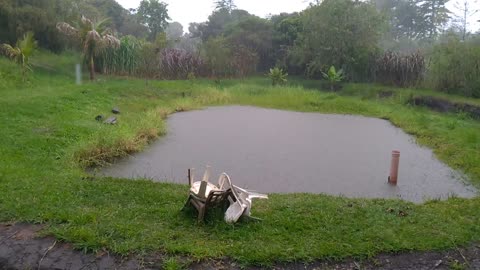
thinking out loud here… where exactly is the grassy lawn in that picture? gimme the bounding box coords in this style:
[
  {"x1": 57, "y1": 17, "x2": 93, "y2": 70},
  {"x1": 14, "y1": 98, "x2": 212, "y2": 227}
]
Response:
[{"x1": 0, "y1": 53, "x2": 479, "y2": 266}]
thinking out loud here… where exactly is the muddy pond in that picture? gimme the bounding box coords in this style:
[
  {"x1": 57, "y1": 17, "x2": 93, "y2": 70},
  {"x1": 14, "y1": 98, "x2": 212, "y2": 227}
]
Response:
[{"x1": 97, "y1": 106, "x2": 477, "y2": 202}]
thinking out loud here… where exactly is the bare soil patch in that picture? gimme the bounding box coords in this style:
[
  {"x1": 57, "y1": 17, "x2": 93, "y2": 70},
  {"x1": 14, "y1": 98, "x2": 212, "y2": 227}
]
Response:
[
  {"x1": 409, "y1": 96, "x2": 480, "y2": 120},
  {"x1": 1, "y1": 223, "x2": 479, "y2": 270}
]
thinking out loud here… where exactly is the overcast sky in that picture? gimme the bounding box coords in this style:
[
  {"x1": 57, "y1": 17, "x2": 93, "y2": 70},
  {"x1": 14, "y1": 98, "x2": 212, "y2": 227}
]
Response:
[
  {"x1": 116, "y1": 0, "x2": 479, "y2": 33},
  {"x1": 117, "y1": 0, "x2": 310, "y2": 30}
]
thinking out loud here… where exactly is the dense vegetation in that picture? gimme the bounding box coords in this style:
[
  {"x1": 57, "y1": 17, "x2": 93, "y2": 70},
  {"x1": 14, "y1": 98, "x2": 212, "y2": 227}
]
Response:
[{"x1": 1, "y1": 0, "x2": 479, "y2": 96}]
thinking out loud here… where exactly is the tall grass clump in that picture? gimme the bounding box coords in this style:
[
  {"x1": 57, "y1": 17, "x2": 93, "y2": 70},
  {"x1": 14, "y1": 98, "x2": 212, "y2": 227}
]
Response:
[
  {"x1": 96, "y1": 35, "x2": 141, "y2": 76},
  {"x1": 159, "y1": 48, "x2": 203, "y2": 79},
  {"x1": 427, "y1": 36, "x2": 480, "y2": 98},
  {"x1": 375, "y1": 50, "x2": 425, "y2": 87}
]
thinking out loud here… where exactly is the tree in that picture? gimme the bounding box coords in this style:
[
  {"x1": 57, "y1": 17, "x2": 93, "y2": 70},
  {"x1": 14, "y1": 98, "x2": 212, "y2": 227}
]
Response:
[
  {"x1": 417, "y1": 0, "x2": 451, "y2": 39},
  {"x1": 294, "y1": 0, "x2": 386, "y2": 80},
  {"x1": 214, "y1": 0, "x2": 237, "y2": 13},
  {"x1": 190, "y1": 9, "x2": 251, "y2": 41},
  {"x1": 271, "y1": 13, "x2": 302, "y2": 70},
  {"x1": 137, "y1": 0, "x2": 170, "y2": 40},
  {"x1": 166, "y1": 22, "x2": 184, "y2": 41},
  {"x1": 0, "y1": 0, "x2": 146, "y2": 52},
  {"x1": 57, "y1": 16, "x2": 120, "y2": 80},
  {"x1": 0, "y1": 0, "x2": 77, "y2": 52},
  {"x1": 374, "y1": 0, "x2": 426, "y2": 40},
  {"x1": 0, "y1": 0, "x2": 13, "y2": 44},
  {"x1": 374, "y1": 0, "x2": 451, "y2": 42},
  {"x1": 200, "y1": 36, "x2": 232, "y2": 77},
  {"x1": 452, "y1": 0, "x2": 478, "y2": 40},
  {"x1": 1, "y1": 31, "x2": 37, "y2": 80},
  {"x1": 224, "y1": 16, "x2": 274, "y2": 71}
]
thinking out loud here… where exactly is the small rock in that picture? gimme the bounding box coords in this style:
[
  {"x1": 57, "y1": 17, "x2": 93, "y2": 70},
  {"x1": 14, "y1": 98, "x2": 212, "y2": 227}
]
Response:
[
  {"x1": 104, "y1": 116, "x2": 117, "y2": 125},
  {"x1": 95, "y1": 115, "x2": 104, "y2": 121},
  {"x1": 112, "y1": 108, "x2": 120, "y2": 114}
]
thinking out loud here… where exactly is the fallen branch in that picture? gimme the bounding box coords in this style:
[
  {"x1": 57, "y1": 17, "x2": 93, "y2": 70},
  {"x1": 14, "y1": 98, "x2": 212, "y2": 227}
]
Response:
[{"x1": 38, "y1": 240, "x2": 57, "y2": 270}]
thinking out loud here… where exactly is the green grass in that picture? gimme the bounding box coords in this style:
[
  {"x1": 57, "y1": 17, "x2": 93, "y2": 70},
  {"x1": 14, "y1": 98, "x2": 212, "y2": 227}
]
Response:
[{"x1": 0, "y1": 53, "x2": 479, "y2": 266}]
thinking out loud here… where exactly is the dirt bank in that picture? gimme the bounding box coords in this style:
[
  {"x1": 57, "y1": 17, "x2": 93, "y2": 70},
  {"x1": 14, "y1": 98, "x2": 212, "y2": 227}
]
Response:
[
  {"x1": 409, "y1": 96, "x2": 480, "y2": 120},
  {"x1": 1, "y1": 223, "x2": 479, "y2": 270}
]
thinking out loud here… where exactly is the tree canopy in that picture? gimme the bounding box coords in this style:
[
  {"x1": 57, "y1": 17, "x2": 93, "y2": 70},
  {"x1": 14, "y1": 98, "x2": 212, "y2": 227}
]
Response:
[{"x1": 137, "y1": 0, "x2": 171, "y2": 40}]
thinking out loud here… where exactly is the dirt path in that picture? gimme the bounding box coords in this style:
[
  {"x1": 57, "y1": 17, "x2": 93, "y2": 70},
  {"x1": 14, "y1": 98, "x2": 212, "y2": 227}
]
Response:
[{"x1": 1, "y1": 223, "x2": 479, "y2": 270}]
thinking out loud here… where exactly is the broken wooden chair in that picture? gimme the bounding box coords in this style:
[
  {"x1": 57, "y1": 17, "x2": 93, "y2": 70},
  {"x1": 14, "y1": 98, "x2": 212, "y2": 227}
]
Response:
[{"x1": 183, "y1": 168, "x2": 234, "y2": 221}]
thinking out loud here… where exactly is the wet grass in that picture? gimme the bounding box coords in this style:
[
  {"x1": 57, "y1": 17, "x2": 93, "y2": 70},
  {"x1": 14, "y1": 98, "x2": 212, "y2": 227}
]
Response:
[{"x1": 0, "y1": 53, "x2": 479, "y2": 266}]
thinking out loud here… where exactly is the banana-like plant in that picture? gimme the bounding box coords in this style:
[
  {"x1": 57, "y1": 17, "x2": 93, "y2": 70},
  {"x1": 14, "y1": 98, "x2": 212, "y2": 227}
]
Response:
[
  {"x1": 322, "y1": 66, "x2": 344, "y2": 91},
  {"x1": 57, "y1": 16, "x2": 120, "y2": 80},
  {"x1": 268, "y1": 67, "x2": 288, "y2": 86},
  {"x1": 1, "y1": 32, "x2": 37, "y2": 81}
]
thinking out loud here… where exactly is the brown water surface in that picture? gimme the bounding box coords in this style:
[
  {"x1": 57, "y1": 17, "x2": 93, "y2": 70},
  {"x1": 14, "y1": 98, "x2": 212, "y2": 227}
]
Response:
[{"x1": 97, "y1": 106, "x2": 477, "y2": 202}]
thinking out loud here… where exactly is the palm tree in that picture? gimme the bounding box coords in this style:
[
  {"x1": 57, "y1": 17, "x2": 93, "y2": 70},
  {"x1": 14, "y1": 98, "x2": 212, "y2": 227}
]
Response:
[
  {"x1": 57, "y1": 16, "x2": 120, "y2": 80},
  {"x1": 1, "y1": 31, "x2": 37, "y2": 81}
]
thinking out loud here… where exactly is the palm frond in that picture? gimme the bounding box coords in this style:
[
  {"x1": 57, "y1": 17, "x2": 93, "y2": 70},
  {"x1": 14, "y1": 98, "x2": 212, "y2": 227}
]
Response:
[
  {"x1": 56, "y1": 22, "x2": 79, "y2": 37},
  {"x1": 84, "y1": 30, "x2": 101, "y2": 55},
  {"x1": 1, "y1": 44, "x2": 20, "y2": 60},
  {"x1": 95, "y1": 18, "x2": 111, "y2": 35},
  {"x1": 102, "y1": 34, "x2": 120, "y2": 48},
  {"x1": 81, "y1": 15, "x2": 93, "y2": 27},
  {"x1": 17, "y1": 32, "x2": 37, "y2": 58}
]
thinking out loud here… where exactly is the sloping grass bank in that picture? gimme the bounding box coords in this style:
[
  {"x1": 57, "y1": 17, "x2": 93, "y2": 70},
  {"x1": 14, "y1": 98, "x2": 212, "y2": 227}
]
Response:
[{"x1": 0, "y1": 54, "x2": 479, "y2": 266}]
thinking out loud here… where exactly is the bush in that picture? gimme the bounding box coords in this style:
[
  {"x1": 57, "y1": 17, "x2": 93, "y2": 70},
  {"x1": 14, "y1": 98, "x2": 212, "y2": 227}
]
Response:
[
  {"x1": 427, "y1": 37, "x2": 480, "y2": 98},
  {"x1": 322, "y1": 66, "x2": 344, "y2": 91},
  {"x1": 159, "y1": 48, "x2": 203, "y2": 79},
  {"x1": 200, "y1": 36, "x2": 233, "y2": 78},
  {"x1": 375, "y1": 51, "x2": 425, "y2": 87},
  {"x1": 267, "y1": 67, "x2": 288, "y2": 86},
  {"x1": 232, "y1": 45, "x2": 259, "y2": 78}
]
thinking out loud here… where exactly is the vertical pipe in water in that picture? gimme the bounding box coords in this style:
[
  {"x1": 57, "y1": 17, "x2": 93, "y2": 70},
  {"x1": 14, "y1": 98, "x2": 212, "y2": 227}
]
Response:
[{"x1": 389, "y1": 151, "x2": 400, "y2": 185}]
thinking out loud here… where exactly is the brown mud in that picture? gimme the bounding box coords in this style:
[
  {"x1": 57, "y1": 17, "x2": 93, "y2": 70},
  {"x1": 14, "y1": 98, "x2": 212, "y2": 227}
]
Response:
[{"x1": 409, "y1": 96, "x2": 480, "y2": 120}]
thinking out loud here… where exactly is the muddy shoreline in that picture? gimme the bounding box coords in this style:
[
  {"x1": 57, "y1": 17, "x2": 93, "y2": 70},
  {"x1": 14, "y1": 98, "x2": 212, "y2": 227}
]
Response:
[{"x1": 409, "y1": 96, "x2": 480, "y2": 120}]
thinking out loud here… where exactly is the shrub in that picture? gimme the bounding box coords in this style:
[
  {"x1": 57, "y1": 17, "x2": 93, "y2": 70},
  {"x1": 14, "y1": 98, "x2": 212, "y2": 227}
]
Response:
[
  {"x1": 232, "y1": 45, "x2": 259, "y2": 78},
  {"x1": 322, "y1": 66, "x2": 344, "y2": 91},
  {"x1": 268, "y1": 67, "x2": 288, "y2": 86},
  {"x1": 375, "y1": 51, "x2": 425, "y2": 87},
  {"x1": 200, "y1": 36, "x2": 233, "y2": 78},
  {"x1": 1, "y1": 31, "x2": 37, "y2": 81},
  {"x1": 159, "y1": 48, "x2": 203, "y2": 80},
  {"x1": 137, "y1": 41, "x2": 161, "y2": 78},
  {"x1": 427, "y1": 37, "x2": 480, "y2": 98}
]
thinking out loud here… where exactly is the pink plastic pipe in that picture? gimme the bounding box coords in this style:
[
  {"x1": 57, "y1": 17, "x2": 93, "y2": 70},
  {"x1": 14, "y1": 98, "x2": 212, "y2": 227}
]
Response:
[{"x1": 388, "y1": 151, "x2": 400, "y2": 185}]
